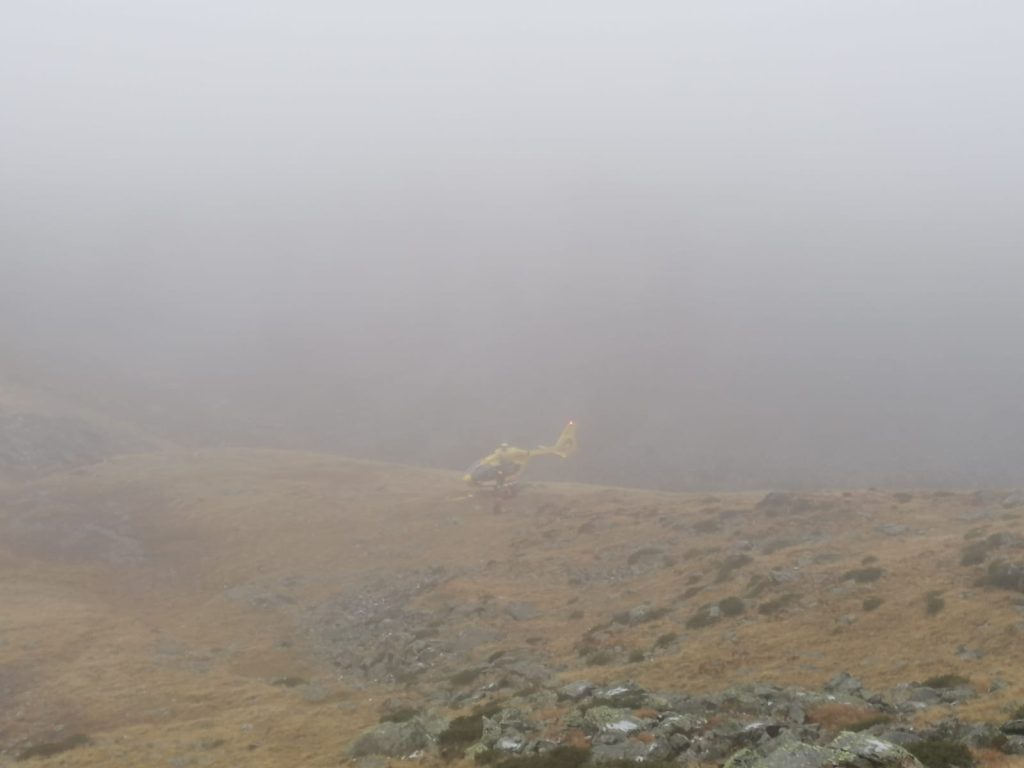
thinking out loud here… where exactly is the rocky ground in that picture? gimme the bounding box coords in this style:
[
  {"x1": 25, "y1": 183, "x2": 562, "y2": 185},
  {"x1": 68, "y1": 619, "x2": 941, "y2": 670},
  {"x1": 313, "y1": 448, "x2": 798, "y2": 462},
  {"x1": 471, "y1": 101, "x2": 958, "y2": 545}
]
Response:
[{"x1": 350, "y1": 673, "x2": 1024, "y2": 767}]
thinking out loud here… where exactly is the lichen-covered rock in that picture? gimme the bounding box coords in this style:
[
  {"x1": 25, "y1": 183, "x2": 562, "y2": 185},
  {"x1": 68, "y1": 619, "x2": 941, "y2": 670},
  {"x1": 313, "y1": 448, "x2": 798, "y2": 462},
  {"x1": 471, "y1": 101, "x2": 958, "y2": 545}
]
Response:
[
  {"x1": 830, "y1": 731, "x2": 922, "y2": 765},
  {"x1": 591, "y1": 683, "x2": 648, "y2": 708},
  {"x1": 655, "y1": 713, "x2": 706, "y2": 737},
  {"x1": 728, "y1": 731, "x2": 924, "y2": 768},
  {"x1": 480, "y1": 716, "x2": 501, "y2": 747},
  {"x1": 349, "y1": 721, "x2": 430, "y2": 757},
  {"x1": 825, "y1": 672, "x2": 864, "y2": 697},
  {"x1": 493, "y1": 731, "x2": 527, "y2": 752},
  {"x1": 557, "y1": 681, "x2": 594, "y2": 701},
  {"x1": 581, "y1": 706, "x2": 648, "y2": 735}
]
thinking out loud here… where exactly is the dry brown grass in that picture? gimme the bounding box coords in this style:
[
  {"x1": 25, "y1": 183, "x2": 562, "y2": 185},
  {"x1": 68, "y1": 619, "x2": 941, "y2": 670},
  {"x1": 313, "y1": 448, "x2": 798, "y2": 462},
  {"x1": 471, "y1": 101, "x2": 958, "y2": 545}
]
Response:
[
  {"x1": 973, "y1": 749, "x2": 1024, "y2": 767},
  {"x1": 805, "y1": 703, "x2": 888, "y2": 733}
]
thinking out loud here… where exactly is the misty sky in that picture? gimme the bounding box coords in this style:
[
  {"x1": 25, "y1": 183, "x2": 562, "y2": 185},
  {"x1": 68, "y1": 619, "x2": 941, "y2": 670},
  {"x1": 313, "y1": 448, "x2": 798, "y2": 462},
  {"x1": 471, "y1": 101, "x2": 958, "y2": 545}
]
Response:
[{"x1": 3, "y1": 2, "x2": 1024, "y2": 490}]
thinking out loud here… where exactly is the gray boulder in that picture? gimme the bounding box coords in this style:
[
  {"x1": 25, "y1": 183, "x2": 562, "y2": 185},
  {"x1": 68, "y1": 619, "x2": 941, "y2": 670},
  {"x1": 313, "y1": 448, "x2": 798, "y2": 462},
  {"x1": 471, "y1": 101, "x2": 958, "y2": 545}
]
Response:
[
  {"x1": 349, "y1": 721, "x2": 430, "y2": 757},
  {"x1": 557, "y1": 681, "x2": 594, "y2": 701},
  {"x1": 907, "y1": 687, "x2": 942, "y2": 705},
  {"x1": 830, "y1": 731, "x2": 922, "y2": 764},
  {"x1": 581, "y1": 706, "x2": 650, "y2": 735},
  {"x1": 936, "y1": 686, "x2": 976, "y2": 704},
  {"x1": 493, "y1": 731, "x2": 527, "y2": 753},
  {"x1": 726, "y1": 731, "x2": 924, "y2": 768},
  {"x1": 825, "y1": 672, "x2": 864, "y2": 697},
  {"x1": 592, "y1": 683, "x2": 648, "y2": 708},
  {"x1": 655, "y1": 713, "x2": 706, "y2": 737}
]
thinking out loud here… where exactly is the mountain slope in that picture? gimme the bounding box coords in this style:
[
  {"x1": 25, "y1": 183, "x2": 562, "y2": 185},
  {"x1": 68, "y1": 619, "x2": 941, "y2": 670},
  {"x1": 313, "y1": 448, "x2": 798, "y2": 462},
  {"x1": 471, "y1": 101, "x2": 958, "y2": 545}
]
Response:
[{"x1": 1, "y1": 450, "x2": 1024, "y2": 765}]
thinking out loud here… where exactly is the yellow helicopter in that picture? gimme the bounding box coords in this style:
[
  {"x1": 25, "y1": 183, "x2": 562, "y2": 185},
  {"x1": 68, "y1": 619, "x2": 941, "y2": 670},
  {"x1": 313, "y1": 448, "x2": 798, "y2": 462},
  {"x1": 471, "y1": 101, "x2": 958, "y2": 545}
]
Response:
[{"x1": 464, "y1": 421, "x2": 577, "y2": 494}]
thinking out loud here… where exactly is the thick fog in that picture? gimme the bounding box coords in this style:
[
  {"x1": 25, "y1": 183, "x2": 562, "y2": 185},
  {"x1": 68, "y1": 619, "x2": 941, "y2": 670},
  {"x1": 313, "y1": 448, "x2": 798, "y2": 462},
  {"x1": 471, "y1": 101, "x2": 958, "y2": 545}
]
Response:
[{"x1": 3, "y1": 2, "x2": 1024, "y2": 490}]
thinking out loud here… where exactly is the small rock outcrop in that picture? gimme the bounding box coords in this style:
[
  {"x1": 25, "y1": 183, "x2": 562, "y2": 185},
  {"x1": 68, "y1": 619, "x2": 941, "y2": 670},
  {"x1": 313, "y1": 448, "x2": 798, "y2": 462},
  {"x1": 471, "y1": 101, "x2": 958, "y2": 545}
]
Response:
[
  {"x1": 349, "y1": 721, "x2": 431, "y2": 758},
  {"x1": 726, "y1": 731, "x2": 923, "y2": 767}
]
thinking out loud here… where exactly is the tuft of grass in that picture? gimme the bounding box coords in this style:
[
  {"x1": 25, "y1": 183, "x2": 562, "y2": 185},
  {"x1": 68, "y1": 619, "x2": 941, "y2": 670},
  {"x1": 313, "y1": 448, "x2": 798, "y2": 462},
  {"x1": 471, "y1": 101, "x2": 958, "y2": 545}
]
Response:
[
  {"x1": 960, "y1": 544, "x2": 988, "y2": 566},
  {"x1": 581, "y1": 621, "x2": 612, "y2": 639},
  {"x1": 842, "y1": 567, "x2": 885, "y2": 583},
  {"x1": 439, "y1": 714, "x2": 486, "y2": 759},
  {"x1": 925, "y1": 591, "x2": 946, "y2": 615},
  {"x1": 960, "y1": 534, "x2": 1007, "y2": 566},
  {"x1": 984, "y1": 560, "x2": 1024, "y2": 591},
  {"x1": 17, "y1": 734, "x2": 92, "y2": 761},
  {"x1": 685, "y1": 606, "x2": 720, "y2": 629},
  {"x1": 905, "y1": 738, "x2": 975, "y2": 767},
  {"x1": 380, "y1": 706, "x2": 419, "y2": 723},
  {"x1": 716, "y1": 554, "x2": 754, "y2": 583},
  {"x1": 627, "y1": 547, "x2": 663, "y2": 566},
  {"x1": 718, "y1": 596, "x2": 745, "y2": 617},
  {"x1": 692, "y1": 519, "x2": 720, "y2": 534},
  {"x1": 761, "y1": 538, "x2": 798, "y2": 555},
  {"x1": 861, "y1": 555, "x2": 879, "y2": 565},
  {"x1": 758, "y1": 592, "x2": 800, "y2": 616},
  {"x1": 679, "y1": 585, "x2": 704, "y2": 601},
  {"x1": 628, "y1": 649, "x2": 645, "y2": 663},
  {"x1": 654, "y1": 632, "x2": 678, "y2": 649},
  {"x1": 862, "y1": 596, "x2": 884, "y2": 611},
  {"x1": 922, "y1": 673, "x2": 970, "y2": 689},
  {"x1": 745, "y1": 574, "x2": 770, "y2": 598},
  {"x1": 449, "y1": 667, "x2": 484, "y2": 687},
  {"x1": 270, "y1": 675, "x2": 308, "y2": 687},
  {"x1": 639, "y1": 606, "x2": 671, "y2": 623},
  {"x1": 848, "y1": 714, "x2": 892, "y2": 731}
]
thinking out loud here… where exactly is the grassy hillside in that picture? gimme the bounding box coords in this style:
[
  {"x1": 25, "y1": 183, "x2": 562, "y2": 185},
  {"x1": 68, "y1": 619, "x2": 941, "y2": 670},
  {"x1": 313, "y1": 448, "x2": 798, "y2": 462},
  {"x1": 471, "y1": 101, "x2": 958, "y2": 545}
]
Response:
[{"x1": 2, "y1": 449, "x2": 1024, "y2": 765}]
